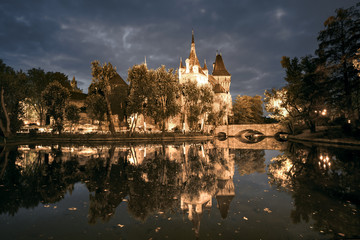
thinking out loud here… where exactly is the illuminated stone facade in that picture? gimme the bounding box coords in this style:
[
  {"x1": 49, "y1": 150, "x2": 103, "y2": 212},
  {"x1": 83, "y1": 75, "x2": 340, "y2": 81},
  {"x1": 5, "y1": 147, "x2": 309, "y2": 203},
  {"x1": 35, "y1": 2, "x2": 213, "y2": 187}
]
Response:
[{"x1": 177, "y1": 31, "x2": 233, "y2": 129}]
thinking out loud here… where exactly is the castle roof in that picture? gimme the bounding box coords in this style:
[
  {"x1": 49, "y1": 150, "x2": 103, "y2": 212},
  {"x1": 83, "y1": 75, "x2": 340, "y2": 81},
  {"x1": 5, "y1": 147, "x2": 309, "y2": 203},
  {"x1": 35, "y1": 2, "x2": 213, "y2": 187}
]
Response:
[
  {"x1": 212, "y1": 53, "x2": 231, "y2": 76},
  {"x1": 216, "y1": 195, "x2": 234, "y2": 219},
  {"x1": 213, "y1": 83, "x2": 226, "y2": 93},
  {"x1": 208, "y1": 75, "x2": 217, "y2": 86},
  {"x1": 188, "y1": 30, "x2": 201, "y2": 68},
  {"x1": 110, "y1": 73, "x2": 127, "y2": 87},
  {"x1": 180, "y1": 57, "x2": 184, "y2": 68},
  {"x1": 203, "y1": 59, "x2": 208, "y2": 70}
]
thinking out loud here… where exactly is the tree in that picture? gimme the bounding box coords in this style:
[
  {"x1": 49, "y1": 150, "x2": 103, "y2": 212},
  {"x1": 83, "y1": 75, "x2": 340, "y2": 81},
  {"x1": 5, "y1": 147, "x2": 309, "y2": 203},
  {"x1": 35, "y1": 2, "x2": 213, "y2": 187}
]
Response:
[
  {"x1": 65, "y1": 104, "x2": 80, "y2": 133},
  {"x1": 126, "y1": 64, "x2": 153, "y2": 133},
  {"x1": 182, "y1": 81, "x2": 214, "y2": 132},
  {"x1": 232, "y1": 95, "x2": 263, "y2": 124},
  {"x1": 207, "y1": 101, "x2": 227, "y2": 130},
  {"x1": 353, "y1": 48, "x2": 360, "y2": 117},
  {"x1": 265, "y1": 55, "x2": 328, "y2": 133},
  {"x1": 26, "y1": 68, "x2": 49, "y2": 126},
  {"x1": 354, "y1": 48, "x2": 360, "y2": 75},
  {"x1": 41, "y1": 81, "x2": 70, "y2": 134},
  {"x1": 264, "y1": 88, "x2": 295, "y2": 132},
  {"x1": 316, "y1": 4, "x2": 360, "y2": 126},
  {"x1": 91, "y1": 61, "x2": 117, "y2": 134},
  {"x1": 85, "y1": 93, "x2": 107, "y2": 130},
  {"x1": 147, "y1": 66, "x2": 180, "y2": 132},
  {"x1": 26, "y1": 68, "x2": 72, "y2": 125},
  {"x1": 282, "y1": 56, "x2": 328, "y2": 132},
  {"x1": 0, "y1": 60, "x2": 27, "y2": 138}
]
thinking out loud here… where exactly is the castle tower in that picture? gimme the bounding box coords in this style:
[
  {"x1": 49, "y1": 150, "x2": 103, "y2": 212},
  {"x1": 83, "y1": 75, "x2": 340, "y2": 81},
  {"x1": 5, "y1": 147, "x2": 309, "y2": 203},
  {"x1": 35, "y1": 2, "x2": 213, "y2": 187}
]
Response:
[
  {"x1": 178, "y1": 31, "x2": 208, "y2": 85},
  {"x1": 212, "y1": 53, "x2": 231, "y2": 93},
  {"x1": 212, "y1": 52, "x2": 233, "y2": 124}
]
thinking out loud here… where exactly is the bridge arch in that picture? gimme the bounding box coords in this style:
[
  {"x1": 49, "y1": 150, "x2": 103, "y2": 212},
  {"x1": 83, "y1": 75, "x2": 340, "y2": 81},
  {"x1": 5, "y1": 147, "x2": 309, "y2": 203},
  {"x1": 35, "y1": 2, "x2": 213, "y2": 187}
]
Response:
[{"x1": 214, "y1": 123, "x2": 287, "y2": 137}]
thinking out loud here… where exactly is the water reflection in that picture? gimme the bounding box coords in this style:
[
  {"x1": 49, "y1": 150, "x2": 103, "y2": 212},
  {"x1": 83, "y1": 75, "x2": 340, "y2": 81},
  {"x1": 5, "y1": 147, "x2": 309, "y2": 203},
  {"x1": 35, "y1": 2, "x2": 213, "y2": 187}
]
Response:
[
  {"x1": 268, "y1": 143, "x2": 360, "y2": 238},
  {"x1": 1, "y1": 140, "x2": 359, "y2": 239}
]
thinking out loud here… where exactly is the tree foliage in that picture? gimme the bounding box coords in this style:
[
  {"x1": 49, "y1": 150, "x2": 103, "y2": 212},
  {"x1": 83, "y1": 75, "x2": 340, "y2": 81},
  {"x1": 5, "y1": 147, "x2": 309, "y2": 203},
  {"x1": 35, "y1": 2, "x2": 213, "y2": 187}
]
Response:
[
  {"x1": 26, "y1": 68, "x2": 71, "y2": 125},
  {"x1": 0, "y1": 60, "x2": 27, "y2": 138},
  {"x1": 232, "y1": 95, "x2": 263, "y2": 124},
  {"x1": 265, "y1": 56, "x2": 328, "y2": 133},
  {"x1": 181, "y1": 81, "x2": 214, "y2": 131},
  {"x1": 354, "y1": 48, "x2": 360, "y2": 75},
  {"x1": 41, "y1": 81, "x2": 70, "y2": 134},
  {"x1": 65, "y1": 104, "x2": 80, "y2": 133},
  {"x1": 126, "y1": 64, "x2": 152, "y2": 132},
  {"x1": 91, "y1": 60, "x2": 117, "y2": 134},
  {"x1": 85, "y1": 93, "x2": 107, "y2": 128},
  {"x1": 316, "y1": 4, "x2": 360, "y2": 125},
  {"x1": 147, "y1": 66, "x2": 180, "y2": 132},
  {"x1": 207, "y1": 100, "x2": 227, "y2": 129}
]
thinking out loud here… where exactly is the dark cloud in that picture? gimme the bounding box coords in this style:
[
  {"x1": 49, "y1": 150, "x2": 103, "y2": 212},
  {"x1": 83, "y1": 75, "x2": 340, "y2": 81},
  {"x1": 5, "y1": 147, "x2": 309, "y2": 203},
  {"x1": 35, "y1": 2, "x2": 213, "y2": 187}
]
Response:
[{"x1": 0, "y1": 0, "x2": 358, "y2": 95}]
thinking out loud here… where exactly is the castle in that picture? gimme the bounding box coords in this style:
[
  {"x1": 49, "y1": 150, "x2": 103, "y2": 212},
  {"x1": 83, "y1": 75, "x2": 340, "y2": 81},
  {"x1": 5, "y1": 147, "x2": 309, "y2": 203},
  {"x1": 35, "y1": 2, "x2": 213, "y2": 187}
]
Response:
[
  {"x1": 20, "y1": 31, "x2": 233, "y2": 133},
  {"x1": 128, "y1": 30, "x2": 233, "y2": 132},
  {"x1": 175, "y1": 30, "x2": 233, "y2": 130}
]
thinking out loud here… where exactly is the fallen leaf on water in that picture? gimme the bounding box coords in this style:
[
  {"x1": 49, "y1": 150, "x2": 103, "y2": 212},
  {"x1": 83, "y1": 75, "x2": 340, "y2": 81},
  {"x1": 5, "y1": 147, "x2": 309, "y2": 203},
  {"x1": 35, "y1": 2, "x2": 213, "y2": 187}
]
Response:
[
  {"x1": 264, "y1": 208, "x2": 272, "y2": 213},
  {"x1": 117, "y1": 224, "x2": 124, "y2": 228},
  {"x1": 53, "y1": 206, "x2": 57, "y2": 209},
  {"x1": 68, "y1": 207, "x2": 77, "y2": 211},
  {"x1": 155, "y1": 227, "x2": 161, "y2": 232},
  {"x1": 264, "y1": 190, "x2": 269, "y2": 192},
  {"x1": 338, "y1": 233, "x2": 345, "y2": 237},
  {"x1": 243, "y1": 217, "x2": 248, "y2": 221},
  {"x1": 122, "y1": 199, "x2": 128, "y2": 202},
  {"x1": 44, "y1": 205, "x2": 50, "y2": 208}
]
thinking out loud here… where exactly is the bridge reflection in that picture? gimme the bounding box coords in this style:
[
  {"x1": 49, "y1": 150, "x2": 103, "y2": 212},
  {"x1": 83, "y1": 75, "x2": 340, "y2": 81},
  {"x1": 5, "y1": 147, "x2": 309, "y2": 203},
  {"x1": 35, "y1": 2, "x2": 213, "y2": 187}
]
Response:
[
  {"x1": 1, "y1": 141, "x2": 359, "y2": 239},
  {"x1": 214, "y1": 136, "x2": 288, "y2": 150},
  {"x1": 0, "y1": 139, "x2": 284, "y2": 238}
]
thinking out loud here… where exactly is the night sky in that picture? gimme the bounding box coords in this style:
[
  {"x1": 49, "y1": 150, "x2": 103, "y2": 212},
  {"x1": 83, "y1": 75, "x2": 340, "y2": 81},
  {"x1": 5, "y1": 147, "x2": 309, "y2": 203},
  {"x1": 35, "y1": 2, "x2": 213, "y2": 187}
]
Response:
[{"x1": 1, "y1": 0, "x2": 358, "y2": 98}]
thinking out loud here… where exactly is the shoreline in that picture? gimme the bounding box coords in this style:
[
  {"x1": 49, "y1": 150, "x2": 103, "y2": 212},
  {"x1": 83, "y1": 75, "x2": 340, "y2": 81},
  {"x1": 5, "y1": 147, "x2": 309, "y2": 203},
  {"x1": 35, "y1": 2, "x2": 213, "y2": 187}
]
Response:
[
  {"x1": 288, "y1": 129, "x2": 360, "y2": 147},
  {"x1": 0, "y1": 133, "x2": 214, "y2": 146}
]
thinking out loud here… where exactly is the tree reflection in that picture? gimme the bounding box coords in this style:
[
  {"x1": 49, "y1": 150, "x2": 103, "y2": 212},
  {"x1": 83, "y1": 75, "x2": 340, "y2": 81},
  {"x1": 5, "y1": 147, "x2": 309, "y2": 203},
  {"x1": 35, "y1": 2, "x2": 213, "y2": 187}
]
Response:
[
  {"x1": 85, "y1": 146, "x2": 129, "y2": 224},
  {"x1": 0, "y1": 145, "x2": 82, "y2": 215},
  {"x1": 268, "y1": 143, "x2": 360, "y2": 238},
  {"x1": 233, "y1": 149, "x2": 265, "y2": 175},
  {"x1": 127, "y1": 152, "x2": 182, "y2": 221}
]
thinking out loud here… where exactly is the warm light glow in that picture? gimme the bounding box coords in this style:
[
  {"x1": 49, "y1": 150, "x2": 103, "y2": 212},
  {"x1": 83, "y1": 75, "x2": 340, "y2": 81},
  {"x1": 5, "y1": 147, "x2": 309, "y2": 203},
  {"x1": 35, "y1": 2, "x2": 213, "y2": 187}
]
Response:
[{"x1": 318, "y1": 152, "x2": 332, "y2": 170}]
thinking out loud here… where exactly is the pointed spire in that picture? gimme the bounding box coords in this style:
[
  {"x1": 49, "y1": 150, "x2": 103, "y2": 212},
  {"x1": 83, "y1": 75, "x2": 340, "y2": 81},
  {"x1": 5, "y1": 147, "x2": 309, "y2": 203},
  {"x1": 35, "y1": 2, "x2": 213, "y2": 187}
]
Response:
[
  {"x1": 192, "y1": 29, "x2": 194, "y2": 43},
  {"x1": 189, "y1": 30, "x2": 200, "y2": 67},
  {"x1": 144, "y1": 56, "x2": 147, "y2": 67},
  {"x1": 180, "y1": 57, "x2": 184, "y2": 68},
  {"x1": 203, "y1": 59, "x2": 208, "y2": 70}
]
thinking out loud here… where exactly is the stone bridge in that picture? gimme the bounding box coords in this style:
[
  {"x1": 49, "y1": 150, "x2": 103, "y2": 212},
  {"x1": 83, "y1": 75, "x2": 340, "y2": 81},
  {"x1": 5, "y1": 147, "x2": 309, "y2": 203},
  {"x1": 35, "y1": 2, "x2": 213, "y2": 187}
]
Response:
[
  {"x1": 214, "y1": 123, "x2": 288, "y2": 137},
  {"x1": 212, "y1": 137, "x2": 288, "y2": 151}
]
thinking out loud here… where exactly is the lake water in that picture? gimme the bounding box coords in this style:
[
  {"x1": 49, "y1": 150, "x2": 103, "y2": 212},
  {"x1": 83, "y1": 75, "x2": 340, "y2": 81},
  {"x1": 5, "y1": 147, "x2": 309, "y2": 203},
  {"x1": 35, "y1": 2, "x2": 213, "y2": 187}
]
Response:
[{"x1": 0, "y1": 138, "x2": 359, "y2": 240}]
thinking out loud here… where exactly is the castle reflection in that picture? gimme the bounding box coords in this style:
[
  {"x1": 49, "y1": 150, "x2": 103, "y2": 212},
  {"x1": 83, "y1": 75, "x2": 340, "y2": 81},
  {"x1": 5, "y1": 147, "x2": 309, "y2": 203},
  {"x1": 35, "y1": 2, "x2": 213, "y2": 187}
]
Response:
[
  {"x1": 0, "y1": 141, "x2": 258, "y2": 237},
  {"x1": 1, "y1": 139, "x2": 359, "y2": 239}
]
